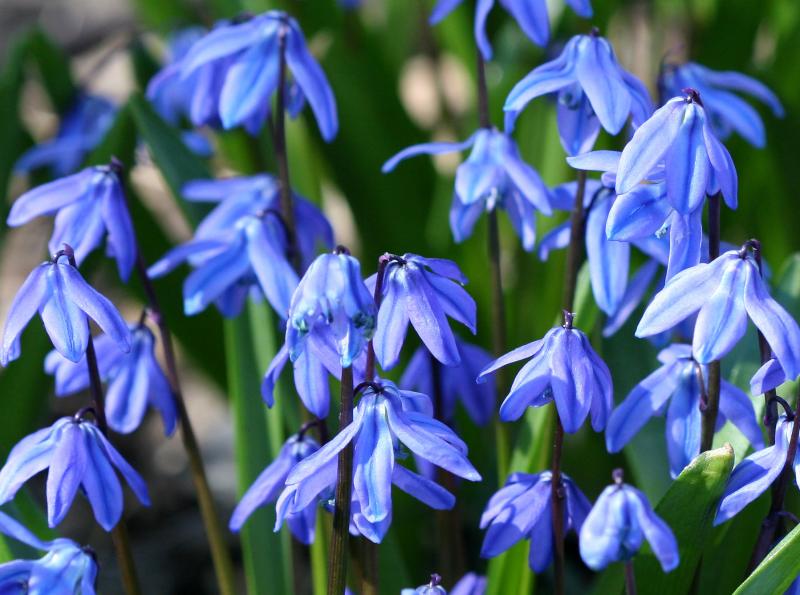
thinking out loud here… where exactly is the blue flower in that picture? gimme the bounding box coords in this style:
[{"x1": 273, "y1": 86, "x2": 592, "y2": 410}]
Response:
[
  {"x1": 659, "y1": 61, "x2": 783, "y2": 148},
  {"x1": 479, "y1": 471, "x2": 590, "y2": 572},
  {"x1": 367, "y1": 254, "x2": 476, "y2": 369},
  {"x1": 579, "y1": 470, "x2": 678, "y2": 571},
  {"x1": 1, "y1": 255, "x2": 131, "y2": 366},
  {"x1": 636, "y1": 246, "x2": 800, "y2": 376},
  {"x1": 429, "y1": 0, "x2": 592, "y2": 59},
  {"x1": 15, "y1": 94, "x2": 116, "y2": 177},
  {"x1": 179, "y1": 11, "x2": 338, "y2": 140},
  {"x1": 8, "y1": 164, "x2": 137, "y2": 280},
  {"x1": 383, "y1": 128, "x2": 552, "y2": 251},
  {"x1": 750, "y1": 357, "x2": 792, "y2": 396},
  {"x1": 44, "y1": 324, "x2": 177, "y2": 436},
  {"x1": 400, "y1": 338, "x2": 495, "y2": 425},
  {"x1": 402, "y1": 574, "x2": 446, "y2": 595},
  {"x1": 0, "y1": 511, "x2": 98, "y2": 594},
  {"x1": 606, "y1": 344, "x2": 764, "y2": 477},
  {"x1": 279, "y1": 381, "x2": 480, "y2": 543},
  {"x1": 715, "y1": 414, "x2": 798, "y2": 524},
  {"x1": 504, "y1": 32, "x2": 652, "y2": 147},
  {"x1": 231, "y1": 432, "x2": 320, "y2": 544},
  {"x1": 451, "y1": 573, "x2": 487, "y2": 595},
  {"x1": 0, "y1": 416, "x2": 150, "y2": 531},
  {"x1": 615, "y1": 89, "x2": 737, "y2": 214},
  {"x1": 478, "y1": 314, "x2": 613, "y2": 433}
]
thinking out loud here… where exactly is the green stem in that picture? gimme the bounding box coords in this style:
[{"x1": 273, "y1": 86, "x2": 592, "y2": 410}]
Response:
[{"x1": 700, "y1": 193, "x2": 721, "y2": 452}]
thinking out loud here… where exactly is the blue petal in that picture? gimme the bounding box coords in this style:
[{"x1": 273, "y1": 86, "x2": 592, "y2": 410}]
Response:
[
  {"x1": 147, "y1": 239, "x2": 228, "y2": 278},
  {"x1": 750, "y1": 358, "x2": 787, "y2": 395},
  {"x1": 477, "y1": 337, "x2": 545, "y2": 381},
  {"x1": 382, "y1": 136, "x2": 476, "y2": 173},
  {"x1": 373, "y1": 272, "x2": 410, "y2": 371},
  {"x1": 501, "y1": 137, "x2": 552, "y2": 214},
  {"x1": 79, "y1": 422, "x2": 124, "y2": 531},
  {"x1": 565, "y1": 0, "x2": 593, "y2": 18},
  {"x1": 697, "y1": 65, "x2": 784, "y2": 117},
  {"x1": 46, "y1": 422, "x2": 87, "y2": 528},
  {"x1": 104, "y1": 347, "x2": 151, "y2": 434},
  {"x1": 181, "y1": 20, "x2": 268, "y2": 77},
  {"x1": 353, "y1": 400, "x2": 394, "y2": 522},
  {"x1": 261, "y1": 344, "x2": 288, "y2": 407},
  {"x1": 702, "y1": 121, "x2": 738, "y2": 209},
  {"x1": 606, "y1": 184, "x2": 669, "y2": 242},
  {"x1": 567, "y1": 150, "x2": 621, "y2": 174},
  {"x1": 244, "y1": 217, "x2": 299, "y2": 318},
  {"x1": 99, "y1": 176, "x2": 136, "y2": 281},
  {"x1": 48, "y1": 197, "x2": 105, "y2": 266},
  {"x1": 527, "y1": 496, "x2": 554, "y2": 572},
  {"x1": 504, "y1": 188, "x2": 538, "y2": 251},
  {"x1": 664, "y1": 103, "x2": 711, "y2": 214},
  {"x1": 474, "y1": 0, "x2": 495, "y2": 59},
  {"x1": 293, "y1": 348, "x2": 331, "y2": 418},
  {"x1": 628, "y1": 486, "x2": 679, "y2": 571},
  {"x1": 429, "y1": 0, "x2": 463, "y2": 24},
  {"x1": 537, "y1": 221, "x2": 572, "y2": 262},
  {"x1": 182, "y1": 176, "x2": 271, "y2": 202},
  {"x1": 7, "y1": 169, "x2": 93, "y2": 227},
  {"x1": 41, "y1": 264, "x2": 90, "y2": 363},
  {"x1": 719, "y1": 381, "x2": 764, "y2": 450},
  {"x1": 587, "y1": 193, "x2": 629, "y2": 315},
  {"x1": 183, "y1": 241, "x2": 251, "y2": 316},
  {"x1": 392, "y1": 465, "x2": 455, "y2": 509},
  {"x1": 665, "y1": 366, "x2": 702, "y2": 477},
  {"x1": 557, "y1": 90, "x2": 601, "y2": 157},
  {"x1": 480, "y1": 478, "x2": 550, "y2": 557},
  {"x1": 93, "y1": 426, "x2": 150, "y2": 506},
  {"x1": 0, "y1": 422, "x2": 62, "y2": 503},
  {"x1": 574, "y1": 36, "x2": 631, "y2": 134},
  {"x1": 1, "y1": 264, "x2": 49, "y2": 365},
  {"x1": 603, "y1": 259, "x2": 659, "y2": 337},
  {"x1": 454, "y1": 132, "x2": 504, "y2": 206},
  {"x1": 549, "y1": 329, "x2": 591, "y2": 433},
  {"x1": 449, "y1": 193, "x2": 485, "y2": 245},
  {"x1": 693, "y1": 258, "x2": 748, "y2": 363},
  {"x1": 421, "y1": 269, "x2": 476, "y2": 332},
  {"x1": 219, "y1": 39, "x2": 280, "y2": 129},
  {"x1": 666, "y1": 208, "x2": 703, "y2": 281},
  {"x1": 500, "y1": 0, "x2": 549, "y2": 47},
  {"x1": 579, "y1": 486, "x2": 624, "y2": 570}
]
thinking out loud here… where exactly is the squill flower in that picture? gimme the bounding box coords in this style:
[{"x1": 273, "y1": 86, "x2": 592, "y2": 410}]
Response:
[
  {"x1": 15, "y1": 93, "x2": 116, "y2": 177},
  {"x1": 230, "y1": 432, "x2": 320, "y2": 544},
  {"x1": 636, "y1": 244, "x2": 800, "y2": 377},
  {"x1": 44, "y1": 324, "x2": 177, "y2": 436},
  {"x1": 1, "y1": 253, "x2": 131, "y2": 366},
  {"x1": 0, "y1": 511, "x2": 98, "y2": 594},
  {"x1": 382, "y1": 128, "x2": 552, "y2": 251},
  {"x1": 429, "y1": 0, "x2": 592, "y2": 59},
  {"x1": 504, "y1": 32, "x2": 652, "y2": 147},
  {"x1": 179, "y1": 11, "x2": 338, "y2": 139},
  {"x1": 367, "y1": 254, "x2": 476, "y2": 369},
  {"x1": 580, "y1": 470, "x2": 679, "y2": 571},
  {"x1": 659, "y1": 61, "x2": 783, "y2": 148},
  {"x1": 615, "y1": 89, "x2": 737, "y2": 214},
  {"x1": 480, "y1": 471, "x2": 591, "y2": 571},
  {"x1": 606, "y1": 344, "x2": 763, "y2": 477},
  {"x1": 750, "y1": 357, "x2": 792, "y2": 396},
  {"x1": 7, "y1": 162, "x2": 136, "y2": 279},
  {"x1": 402, "y1": 574, "x2": 446, "y2": 595},
  {"x1": 0, "y1": 415, "x2": 150, "y2": 531},
  {"x1": 478, "y1": 313, "x2": 613, "y2": 433}
]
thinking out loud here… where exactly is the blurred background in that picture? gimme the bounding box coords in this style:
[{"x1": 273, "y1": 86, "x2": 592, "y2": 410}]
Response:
[{"x1": 0, "y1": 0, "x2": 799, "y2": 593}]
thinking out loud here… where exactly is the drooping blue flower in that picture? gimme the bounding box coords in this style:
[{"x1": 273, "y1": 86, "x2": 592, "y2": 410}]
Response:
[
  {"x1": 383, "y1": 128, "x2": 552, "y2": 251},
  {"x1": 231, "y1": 432, "x2": 320, "y2": 544},
  {"x1": 450, "y1": 573, "x2": 487, "y2": 595},
  {"x1": 15, "y1": 94, "x2": 116, "y2": 177},
  {"x1": 8, "y1": 163, "x2": 136, "y2": 280},
  {"x1": 606, "y1": 344, "x2": 763, "y2": 477},
  {"x1": 715, "y1": 414, "x2": 797, "y2": 525},
  {"x1": 480, "y1": 471, "x2": 591, "y2": 572},
  {"x1": 401, "y1": 337, "x2": 495, "y2": 425},
  {"x1": 402, "y1": 574, "x2": 446, "y2": 595},
  {"x1": 504, "y1": 32, "x2": 652, "y2": 149},
  {"x1": 478, "y1": 313, "x2": 613, "y2": 433},
  {"x1": 1, "y1": 254, "x2": 131, "y2": 366},
  {"x1": 659, "y1": 61, "x2": 784, "y2": 148},
  {"x1": 579, "y1": 470, "x2": 678, "y2": 571},
  {"x1": 367, "y1": 254, "x2": 476, "y2": 370},
  {"x1": 279, "y1": 381, "x2": 480, "y2": 543},
  {"x1": 287, "y1": 251, "x2": 376, "y2": 368},
  {"x1": 179, "y1": 11, "x2": 338, "y2": 140},
  {"x1": 0, "y1": 416, "x2": 150, "y2": 531},
  {"x1": 636, "y1": 246, "x2": 800, "y2": 377},
  {"x1": 750, "y1": 357, "x2": 792, "y2": 396},
  {"x1": 0, "y1": 511, "x2": 98, "y2": 594},
  {"x1": 429, "y1": 0, "x2": 592, "y2": 59},
  {"x1": 615, "y1": 89, "x2": 737, "y2": 214},
  {"x1": 44, "y1": 324, "x2": 177, "y2": 436}
]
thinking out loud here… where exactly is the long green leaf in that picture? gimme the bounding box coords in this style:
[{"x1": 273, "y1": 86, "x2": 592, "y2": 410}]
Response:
[
  {"x1": 26, "y1": 29, "x2": 75, "y2": 112},
  {"x1": 734, "y1": 522, "x2": 800, "y2": 595}
]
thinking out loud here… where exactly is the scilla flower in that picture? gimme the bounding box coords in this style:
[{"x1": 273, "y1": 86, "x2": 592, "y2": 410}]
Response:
[
  {"x1": 504, "y1": 32, "x2": 652, "y2": 151},
  {"x1": 478, "y1": 312, "x2": 613, "y2": 433},
  {"x1": 606, "y1": 344, "x2": 763, "y2": 477},
  {"x1": 8, "y1": 162, "x2": 136, "y2": 279},
  {"x1": 480, "y1": 471, "x2": 591, "y2": 571},
  {"x1": 580, "y1": 470, "x2": 679, "y2": 571},
  {"x1": 402, "y1": 574, "x2": 446, "y2": 595},
  {"x1": 0, "y1": 415, "x2": 150, "y2": 531},
  {"x1": 637, "y1": 243, "x2": 800, "y2": 379},
  {"x1": 368, "y1": 254, "x2": 476, "y2": 369},
  {"x1": 44, "y1": 324, "x2": 177, "y2": 436},
  {"x1": 616, "y1": 88, "x2": 737, "y2": 214},
  {"x1": 383, "y1": 128, "x2": 551, "y2": 251},
  {"x1": 1, "y1": 251, "x2": 131, "y2": 366},
  {"x1": 0, "y1": 511, "x2": 98, "y2": 594},
  {"x1": 659, "y1": 61, "x2": 783, "y2": 148}
]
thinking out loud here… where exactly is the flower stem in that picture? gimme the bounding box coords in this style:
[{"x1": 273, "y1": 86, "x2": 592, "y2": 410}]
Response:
[
  {"x1": 360, "y1": 539, "x2": 379, "y2": 595},
  {"x1": 624, "y1": 560, "x2": 638, "y2": 595},
  {"x1": 550, "y1": 417, "x2": 566, "y2": 595},
  {"x1": 700, "y1": 193, "x2": 722, "y2": 452},
  {"x1": 751, "y1": 243, "x2": 779, "y2": 445}
]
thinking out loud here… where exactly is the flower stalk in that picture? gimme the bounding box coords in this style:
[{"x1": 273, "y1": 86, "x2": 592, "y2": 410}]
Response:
[
  {"x1": 624, "y1": 560, "x2": 638, "y2": 595},
  {"x1": 700, "y1": 193, "x2": 722, "y2": 452}
]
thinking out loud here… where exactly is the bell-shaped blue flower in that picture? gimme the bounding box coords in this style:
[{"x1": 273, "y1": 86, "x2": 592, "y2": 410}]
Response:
[
  {"x1": 0, "y1": 415, "x2": 150, "y2": 531},
  {"x1": 367, "y1": 254, "x2": 476, "y2": 370},
  {"x1": 606, "y1": 344, "x2": 764, "y2": 477},
  {"x1": 1, "y1": 254, "x2": 131, "y2": 366},
  {"x1": 480, "y1": 471, "x2": 590, "y2": 572},
  {"x1": 478, "y1": 313, "x2": 613, "y2": 433},
  {"x1": 44, "y1": 324, "x2": 177, "y2": 436},
  {"x1": 15, "y1": 93, "x2": 116, "y2": 177},
  {"x1": 659, "y1": 61, "x2": 783, "y2": 148},
  {"x1": 429, "y1": 0, "x2": 592, "y2": 59},
  {"x1": 616, "y1": 89, "x2": 737, "y2": 214},
  {"x1": 179, "y1": 11, "x2": 337, "y2": 140},
  {"x1": 401, "y1": 338, "x2": 495, "y2": 425},
  {"x1": 8, "y1": 164, "x2": 136, "y2": 280},
  {"x1": 231, "y1": 432, "x2": 320, "y2": 544},
  {"x1": 504, "y1": 32, "x2": 652, "y2": 145},
  {"x1": 383, "y1": 128, "x2": 552, "y2": 251},
  {"x1": 636, "y1": 246, "x2": 800, "y2": 377},
  {"x1": 579, "y1": 470, "x2": 678, "y2": 571},
  {"x1": 0, "y1": 511, "x2": 98, "y2": 594},
  {"x1": 402, "y1": 574, "x2": 446, "y2": 595}
]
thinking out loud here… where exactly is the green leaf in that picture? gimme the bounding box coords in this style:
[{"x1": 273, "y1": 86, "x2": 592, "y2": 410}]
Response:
[
  {"x1": 734, "y1": 522, "x2": 800, "y2": 595},
  {"x1": 25, "y1": 29, "x2": 75, "y2": 112}
]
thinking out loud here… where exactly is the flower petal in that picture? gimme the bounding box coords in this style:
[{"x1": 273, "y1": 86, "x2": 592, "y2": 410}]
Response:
[{"x1": 1, "y1": 264, "x2": 49, "y2": 365}]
